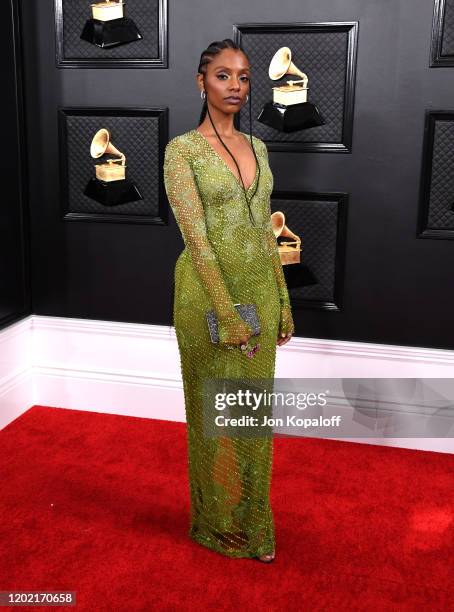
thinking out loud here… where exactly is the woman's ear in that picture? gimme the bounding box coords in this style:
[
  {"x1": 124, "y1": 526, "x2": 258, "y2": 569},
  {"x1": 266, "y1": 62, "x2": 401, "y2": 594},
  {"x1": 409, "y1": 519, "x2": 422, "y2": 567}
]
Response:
[{"x1": 196, "y1": 73, "x2": 204, "y2": 93}]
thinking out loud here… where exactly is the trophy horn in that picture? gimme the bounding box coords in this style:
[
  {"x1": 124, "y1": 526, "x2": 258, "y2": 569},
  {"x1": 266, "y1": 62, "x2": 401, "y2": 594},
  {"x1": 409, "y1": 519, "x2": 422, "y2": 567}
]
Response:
[
  {"x1": 271, "y1": 210, "x2": 286, "y2": 237},
  {"x1": 271, "y1": 210, "x2": 302, "y2": 265},
  {"x1": 90, "y1": 128, "x2": 126, "y2": 166},
  {"x1": 268, "y1": 46, "x2": 308, "y2": 88}
]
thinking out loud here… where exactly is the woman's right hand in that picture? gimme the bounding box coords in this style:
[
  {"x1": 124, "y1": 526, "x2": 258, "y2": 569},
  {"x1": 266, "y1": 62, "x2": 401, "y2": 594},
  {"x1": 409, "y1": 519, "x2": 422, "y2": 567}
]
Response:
[{"x1": 218, "y1": 318, "x2": 254, "y2": 348}]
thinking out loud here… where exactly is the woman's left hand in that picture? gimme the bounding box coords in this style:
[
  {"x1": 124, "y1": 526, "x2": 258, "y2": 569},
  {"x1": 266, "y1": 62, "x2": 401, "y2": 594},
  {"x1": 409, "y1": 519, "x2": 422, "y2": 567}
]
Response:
[
  {"x1": 277, "y1": 332, "x2": 292, "y2": 346},
  {"x1": 277, "y1": 304, "x2": 294, "y2": 346}
]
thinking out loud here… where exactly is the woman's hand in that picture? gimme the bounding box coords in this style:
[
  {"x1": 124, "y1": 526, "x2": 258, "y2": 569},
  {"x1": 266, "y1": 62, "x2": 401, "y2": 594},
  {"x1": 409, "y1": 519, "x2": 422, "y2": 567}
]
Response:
[
  {"x1": 277, "y1": 304, "x2": 294, "y2": 346},
  {"x1": 218, "y1": 318, "x2": 254, "y2": 348}
]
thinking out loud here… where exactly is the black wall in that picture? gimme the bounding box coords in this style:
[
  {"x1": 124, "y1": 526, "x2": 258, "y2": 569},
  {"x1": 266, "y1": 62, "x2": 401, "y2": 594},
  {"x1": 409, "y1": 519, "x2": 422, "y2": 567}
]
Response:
[
  {"x1": 15, "y1": 1, "x2": 454, "y2": 349},
  {"x1": 0, "y1": 0, "x2": 31, "y2": 331}
]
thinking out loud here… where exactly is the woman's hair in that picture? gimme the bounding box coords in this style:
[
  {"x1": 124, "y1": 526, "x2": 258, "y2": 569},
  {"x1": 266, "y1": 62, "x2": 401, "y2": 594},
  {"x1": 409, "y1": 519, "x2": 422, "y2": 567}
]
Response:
[{"x1": 197, "y1": 38, "x2": 260, "y2": 220}]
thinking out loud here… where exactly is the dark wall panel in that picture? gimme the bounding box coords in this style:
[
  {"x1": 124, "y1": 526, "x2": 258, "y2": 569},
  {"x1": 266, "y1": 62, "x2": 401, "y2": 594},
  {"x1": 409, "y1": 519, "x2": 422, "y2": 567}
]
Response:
[
  {"x1": 18, "y1": 0, "x2": 454, "y2": 350},
  {"x1": 0, "y1": 0, "x2": 31, "y2": 331}
]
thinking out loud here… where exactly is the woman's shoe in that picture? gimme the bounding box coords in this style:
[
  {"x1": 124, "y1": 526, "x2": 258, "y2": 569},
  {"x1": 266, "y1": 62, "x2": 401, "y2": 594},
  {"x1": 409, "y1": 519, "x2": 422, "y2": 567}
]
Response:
[{"x1": 256, "y1": 551, "x2": 275, "y2": 563}]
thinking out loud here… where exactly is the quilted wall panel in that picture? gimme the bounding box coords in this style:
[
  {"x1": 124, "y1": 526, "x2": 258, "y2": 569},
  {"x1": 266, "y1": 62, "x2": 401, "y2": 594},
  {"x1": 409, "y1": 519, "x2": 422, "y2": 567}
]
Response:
[
  {"x1": 431, "y1": 0, "x2": 454, "y2": 66},
  {"x1": 234, "y1": 23, "x2": 358, "y2": 152},
  {"x1": 418, "y1": 111, "x2": 454, "y2": 238},
  {"x1": 59, "y1": 108, "x2": 167, "y2": 224},
  {"x1": 271, "y1": 192, "x2": 348, "y2": 310},
  {"x1": 55, "y1": 0, "x2": 166, "y2": 66},
  {"x1": 442, "y1": 0, "x2": 454, "y2": 55}
]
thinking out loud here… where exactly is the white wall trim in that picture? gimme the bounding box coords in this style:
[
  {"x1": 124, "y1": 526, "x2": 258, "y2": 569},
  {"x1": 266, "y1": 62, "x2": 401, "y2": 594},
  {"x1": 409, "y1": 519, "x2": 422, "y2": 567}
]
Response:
[{"x1": 0, "y1": 314, "x2": 453, "y2": 453}]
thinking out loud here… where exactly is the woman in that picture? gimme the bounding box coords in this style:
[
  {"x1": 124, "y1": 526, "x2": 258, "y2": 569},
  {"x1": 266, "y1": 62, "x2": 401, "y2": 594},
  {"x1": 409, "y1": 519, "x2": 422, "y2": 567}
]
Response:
[{"x1": 163, "y1": 39, "x2": 294, "y2": 562}]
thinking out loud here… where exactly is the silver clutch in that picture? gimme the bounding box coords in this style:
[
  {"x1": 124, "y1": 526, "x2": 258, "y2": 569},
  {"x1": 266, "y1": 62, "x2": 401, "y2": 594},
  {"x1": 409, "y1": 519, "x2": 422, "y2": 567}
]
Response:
[{"x1": 205, "y1": 303, "x2": 261, "y2": 344}]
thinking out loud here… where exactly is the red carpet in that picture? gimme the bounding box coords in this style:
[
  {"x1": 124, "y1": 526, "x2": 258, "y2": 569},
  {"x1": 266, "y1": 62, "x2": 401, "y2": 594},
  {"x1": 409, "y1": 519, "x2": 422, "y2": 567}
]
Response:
[{"x1": 0, "y1": 406, "x2": 453, "y2": 611}]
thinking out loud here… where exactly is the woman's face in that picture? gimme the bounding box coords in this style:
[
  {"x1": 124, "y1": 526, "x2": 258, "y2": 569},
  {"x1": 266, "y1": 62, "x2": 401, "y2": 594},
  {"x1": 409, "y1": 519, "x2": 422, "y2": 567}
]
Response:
[{"x1": 199, "y1": 48, "x2": 250, "y2": 113}]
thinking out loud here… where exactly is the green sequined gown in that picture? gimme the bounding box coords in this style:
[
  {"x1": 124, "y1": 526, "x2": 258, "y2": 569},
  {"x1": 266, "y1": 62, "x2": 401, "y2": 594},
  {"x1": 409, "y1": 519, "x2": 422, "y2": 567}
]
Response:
[{"x1": 163, "y1": 129, "x2": 294, "y2": 558}]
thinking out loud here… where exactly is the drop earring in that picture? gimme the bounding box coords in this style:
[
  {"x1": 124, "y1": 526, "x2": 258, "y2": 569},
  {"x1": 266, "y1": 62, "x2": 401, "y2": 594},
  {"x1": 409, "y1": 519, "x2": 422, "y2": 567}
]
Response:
[
  {"x1": 201, "y1": 90, "x2": 206, "y2": 99},
  {"x1": 245, "y1": 94, "x2": 249, "y2": 102}
]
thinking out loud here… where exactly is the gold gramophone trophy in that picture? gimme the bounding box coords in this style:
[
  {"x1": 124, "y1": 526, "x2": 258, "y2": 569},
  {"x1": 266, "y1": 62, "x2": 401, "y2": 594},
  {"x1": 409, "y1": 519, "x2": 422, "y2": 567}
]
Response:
[
  {"x1": 84, "y1": 128, "x2": 143, "y2": 206},
  {"x1": 257, "y1": 47, "x2": 324, "y2": 132},
  {"x1": 80, "y1": 1, "x2": 142, "y2": 49},
  {"x1": 271, "y1": 211, "x2": 302, "y2": 265},
  {"x1": 270, "y1": 210, "x2": 318, "y2": 289}
]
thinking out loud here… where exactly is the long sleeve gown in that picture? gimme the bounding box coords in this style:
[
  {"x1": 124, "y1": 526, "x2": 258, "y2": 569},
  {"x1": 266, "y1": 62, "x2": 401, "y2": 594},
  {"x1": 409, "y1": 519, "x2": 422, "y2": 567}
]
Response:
[{"x1": 163, "y1": 129, "x2": 294, "y2": 559}]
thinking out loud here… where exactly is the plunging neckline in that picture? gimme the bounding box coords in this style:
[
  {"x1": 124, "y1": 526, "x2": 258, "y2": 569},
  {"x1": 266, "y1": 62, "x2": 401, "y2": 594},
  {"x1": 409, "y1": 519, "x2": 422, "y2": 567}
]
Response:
[{"x1": 192, "y1": 128, "x2": 259, "y2": 193}]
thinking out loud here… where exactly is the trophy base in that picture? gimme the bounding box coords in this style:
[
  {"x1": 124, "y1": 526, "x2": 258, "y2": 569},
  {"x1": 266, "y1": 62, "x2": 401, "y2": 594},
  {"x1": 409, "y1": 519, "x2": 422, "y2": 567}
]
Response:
[
  {"x1": 84, "y1": 178, "x2": 143, "y2": 206},
  {"x1": 283, "y1": 263, "x2": 318, "y2": 289},
  {"x1": 80, "y1": 17, "x2": 142, "y2": 49},
  {"x1": 257, "y1": 101, "x2": 325, "y2": 132}
]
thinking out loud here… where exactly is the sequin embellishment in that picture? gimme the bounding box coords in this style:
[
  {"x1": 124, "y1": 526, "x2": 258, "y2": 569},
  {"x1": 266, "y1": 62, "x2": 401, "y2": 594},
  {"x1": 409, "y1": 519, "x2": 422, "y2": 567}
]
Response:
[{"x1": 163, "y1": 129, "x2": 294, "y2": 558}]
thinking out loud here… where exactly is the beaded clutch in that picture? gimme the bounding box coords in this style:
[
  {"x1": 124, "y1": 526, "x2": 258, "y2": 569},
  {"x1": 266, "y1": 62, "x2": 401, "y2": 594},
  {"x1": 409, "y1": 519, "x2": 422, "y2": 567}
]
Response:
[{"x1": 205, "y1": 303, "x2": 261, "y2": 344}]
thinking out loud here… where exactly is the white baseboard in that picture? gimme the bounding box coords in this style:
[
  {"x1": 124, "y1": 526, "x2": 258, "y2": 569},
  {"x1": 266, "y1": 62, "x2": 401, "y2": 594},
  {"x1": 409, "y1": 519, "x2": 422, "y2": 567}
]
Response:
[
  {"x1": 0, "y1": 316, "x2": 33, "y2": 430},
  {"x1": 1, "y1": 314, "x2": 453, "y2": 453}
]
